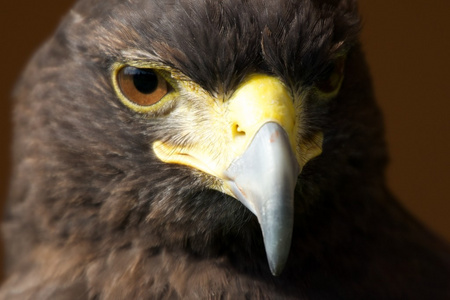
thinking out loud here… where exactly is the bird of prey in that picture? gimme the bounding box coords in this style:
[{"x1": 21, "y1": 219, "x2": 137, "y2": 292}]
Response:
[{"x1": 1, "y1": 0, "x2": 449, "y2": 299}]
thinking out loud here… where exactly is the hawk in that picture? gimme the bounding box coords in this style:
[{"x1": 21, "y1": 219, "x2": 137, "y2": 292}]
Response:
[{"x1": 1, "y1": 0, "x2": 449, "y2": 299}]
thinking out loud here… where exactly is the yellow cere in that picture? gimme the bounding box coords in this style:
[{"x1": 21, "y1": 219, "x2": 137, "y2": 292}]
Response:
[{"x1": 224, "y1": 74, "x2": 297, "y2": 153}]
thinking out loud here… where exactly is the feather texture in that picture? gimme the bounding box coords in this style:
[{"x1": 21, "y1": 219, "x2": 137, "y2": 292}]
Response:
[{"x1": 1, "y1": 0, "x2": 449, "y2": 299}]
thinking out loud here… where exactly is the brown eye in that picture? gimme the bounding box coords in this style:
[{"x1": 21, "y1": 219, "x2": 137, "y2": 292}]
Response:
[
  {"x1": 117, "y1": 66, "x2": 172, "y2": 106},
  {"x1": 316, "y1": 56, "x2": 345, "y2": 95}
]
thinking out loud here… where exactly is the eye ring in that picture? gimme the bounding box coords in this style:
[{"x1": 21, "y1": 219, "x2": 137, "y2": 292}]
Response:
[{"x1": 111, "y1": 64, "x2": 175, "y2": 113}]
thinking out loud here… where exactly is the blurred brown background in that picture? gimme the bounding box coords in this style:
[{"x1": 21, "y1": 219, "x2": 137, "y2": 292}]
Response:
[{"x1": 0, "y1": 0, "x2": 449, "y2": 253}]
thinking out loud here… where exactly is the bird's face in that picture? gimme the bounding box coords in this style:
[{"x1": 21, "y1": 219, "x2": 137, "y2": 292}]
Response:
[
  {"x1": 18, "y1": 0, "x2": 361, "y2": 275},
  {"x1": 109, "y1": 58, "x2": 340, "y2": 273}
]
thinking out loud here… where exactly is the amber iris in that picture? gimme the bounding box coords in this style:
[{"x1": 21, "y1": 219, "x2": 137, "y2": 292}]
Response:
[{"x1": 117, "y1": 66, "x2": 171, "y2": 106}]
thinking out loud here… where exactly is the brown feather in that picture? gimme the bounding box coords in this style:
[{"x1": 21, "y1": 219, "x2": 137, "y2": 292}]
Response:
[{"x1": 1, "y1": 0, "x2": 449, "y2": 299}]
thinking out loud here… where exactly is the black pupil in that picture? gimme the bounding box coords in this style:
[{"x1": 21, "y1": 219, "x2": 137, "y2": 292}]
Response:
[{"x1": 128, "y1": 68, "x2": 158, "y2": 94}]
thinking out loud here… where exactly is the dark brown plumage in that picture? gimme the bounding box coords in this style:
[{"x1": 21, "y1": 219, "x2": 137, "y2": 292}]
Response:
[{"x1": 1, "y1": 0, "x2": 449, "y2": 299}]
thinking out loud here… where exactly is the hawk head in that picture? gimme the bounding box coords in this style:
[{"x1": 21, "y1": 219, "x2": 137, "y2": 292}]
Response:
[{"x1": 6, "y1": 0, "x2": 384, "y2": 277}]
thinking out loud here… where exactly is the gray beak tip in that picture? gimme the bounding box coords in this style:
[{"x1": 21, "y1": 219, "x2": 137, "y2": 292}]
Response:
[
  {"x1": 261, "y1": 205, "x2": 293, "y2": 276},
  {"x1": 267, "y1": 246, "x2": 289, "y2": 276},
  {"x1": 269, "y1": 262, "x2": 284, "y2": 276}
]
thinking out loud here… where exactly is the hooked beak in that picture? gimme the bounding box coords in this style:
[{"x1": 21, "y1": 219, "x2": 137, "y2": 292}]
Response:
[{"x1": 224, "y1": 122, "x2": 299, "y2": 275}]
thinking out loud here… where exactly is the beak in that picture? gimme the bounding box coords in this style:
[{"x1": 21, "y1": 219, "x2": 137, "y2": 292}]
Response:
[
  {"x1": 224, "y1": 122, "x2": 299, "y2": 275},
  {"x1": 153, "y1": 74, "x2": 322, "y2": 275}
]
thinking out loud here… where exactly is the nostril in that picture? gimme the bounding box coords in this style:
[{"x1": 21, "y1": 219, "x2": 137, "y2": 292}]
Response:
[{"x1": 231, "y1": 123, "x2": 246, "y2": 138}]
